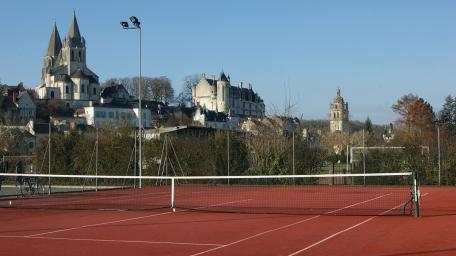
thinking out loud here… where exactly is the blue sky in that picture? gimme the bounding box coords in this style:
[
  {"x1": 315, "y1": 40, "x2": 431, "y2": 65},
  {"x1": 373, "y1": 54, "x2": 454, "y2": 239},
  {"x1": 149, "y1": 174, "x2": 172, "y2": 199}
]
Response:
[{"x1": 1, "y1": 0, "x2": 455, "y2": 124}]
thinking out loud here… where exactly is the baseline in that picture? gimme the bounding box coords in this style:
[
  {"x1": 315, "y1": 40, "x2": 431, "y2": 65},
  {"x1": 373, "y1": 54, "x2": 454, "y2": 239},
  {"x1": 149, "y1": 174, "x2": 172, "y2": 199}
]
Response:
[{"x1": 0, "y1": 235, "x2": 222, "y2": 247}]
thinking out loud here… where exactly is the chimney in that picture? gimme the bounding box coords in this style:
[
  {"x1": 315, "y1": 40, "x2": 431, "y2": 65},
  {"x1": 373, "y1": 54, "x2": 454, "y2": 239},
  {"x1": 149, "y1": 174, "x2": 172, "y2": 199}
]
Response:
[
  {"x1": 240, "y1": 82, "x2": 243, "y2": 88},
  {"x1": 12, "y1": 92, "x2": 17, "y2": 103},
  {"x1": 200, "y1": 73, "x2": 206, "y2": 79},
  {"x1": 248, "y1": 83, "x2": 252, "y2": 90},
  {"x1": 211, "y1": 75, "x2": 215, "y2": 81}
]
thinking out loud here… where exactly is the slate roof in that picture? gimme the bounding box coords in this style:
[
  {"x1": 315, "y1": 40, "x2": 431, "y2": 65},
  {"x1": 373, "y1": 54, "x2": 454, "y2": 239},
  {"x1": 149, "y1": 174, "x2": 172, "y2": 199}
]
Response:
[
  {"x1": 46, "y1": 22, "x2": 62, "y2": 58},
  {"x1": 68, "y1": 13, "x2": 81, "y2": 39},
  {"x1": 219, "y1": 71, "x2": 229, "y2": 82},
  {"x1": 205, "y1": 78, "x2": 217, "y2": 86},
  {"x1": 100, "y1": 84, "x2": 129, "y2": 98},
  {"x1": 33, "y1": 123, "x2": 51, "y2": 134},
  {"x1": 196, "y1": 107, "x2": 228, "y2": 122},
  {"x1": 71, "y1": 69, "x2": 89, "y2": 79},
  {"x1": 54, "y1": 74, "x2": 72, "y2": 82}
]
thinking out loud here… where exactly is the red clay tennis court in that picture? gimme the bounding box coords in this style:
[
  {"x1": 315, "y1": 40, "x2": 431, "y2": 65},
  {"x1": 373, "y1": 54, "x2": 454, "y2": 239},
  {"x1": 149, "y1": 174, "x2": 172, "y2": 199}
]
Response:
[{"x1": 1, "y1": 174, "x2": 455, "y2": 255}]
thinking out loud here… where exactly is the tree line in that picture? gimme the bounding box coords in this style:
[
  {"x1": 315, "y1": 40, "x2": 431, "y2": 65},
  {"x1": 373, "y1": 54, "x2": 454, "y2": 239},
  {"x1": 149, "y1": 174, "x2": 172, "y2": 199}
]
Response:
[{"x1": 2, "y1": 92, "x2": 456, "y2": 186}]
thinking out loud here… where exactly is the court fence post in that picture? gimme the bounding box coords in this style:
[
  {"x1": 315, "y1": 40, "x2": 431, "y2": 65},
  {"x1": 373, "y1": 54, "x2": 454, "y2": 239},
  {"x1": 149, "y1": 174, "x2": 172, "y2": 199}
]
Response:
[
  {"x1": 413, "y1": 172, "x2": 420, "y2": 217},
  {"x1": 171, "y1": 177, "x2": 175, "y2": 209}
]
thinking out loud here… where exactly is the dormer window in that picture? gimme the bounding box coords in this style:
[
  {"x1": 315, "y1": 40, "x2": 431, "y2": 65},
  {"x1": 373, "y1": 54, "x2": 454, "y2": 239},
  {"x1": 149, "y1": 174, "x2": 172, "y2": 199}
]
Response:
[
  {"x1": 71, "y1": 50, "x2": 74, "y2": 61},
  {"x1": 79, "y1": 51, "x2": 82, "y2": 62}
]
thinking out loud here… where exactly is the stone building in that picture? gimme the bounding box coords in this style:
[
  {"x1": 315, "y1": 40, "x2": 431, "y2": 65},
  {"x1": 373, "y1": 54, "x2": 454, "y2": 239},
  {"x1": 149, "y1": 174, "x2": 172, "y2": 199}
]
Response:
[
  {"x1": 329, "y1": 88, "x2": 349, "y2": 133},
  {"x1": 191, "y1": 71, "x2": 265, "y2": 119},
  {"x1": 35, "y1": 13, "x2": 100, "y2": 108},
  {"x1": 0, "y1": 83, "x2": 36, "y2": 125}
]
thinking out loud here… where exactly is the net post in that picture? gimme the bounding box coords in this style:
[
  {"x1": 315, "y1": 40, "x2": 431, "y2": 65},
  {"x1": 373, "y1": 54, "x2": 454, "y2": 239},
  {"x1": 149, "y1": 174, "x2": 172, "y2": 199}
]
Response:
[
  {"x1": 413, "y1": 172, "x2": 420, "y2": 217},
  {"x1": 171, "y1": 177, "x2": 175, "y2": 209}
]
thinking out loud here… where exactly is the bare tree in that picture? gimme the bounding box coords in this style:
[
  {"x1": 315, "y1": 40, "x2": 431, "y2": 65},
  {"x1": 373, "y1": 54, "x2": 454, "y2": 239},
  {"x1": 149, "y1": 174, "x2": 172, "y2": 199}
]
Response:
[
  {"x1": 176, "y1": 74, "x2": 199, "y2": 107},
  {"x1": 150, "y1": 76, "x2": 174, "y2": 104},
  {"x1": 102, "y1": 76, "x2": 174, "y2": 104}
]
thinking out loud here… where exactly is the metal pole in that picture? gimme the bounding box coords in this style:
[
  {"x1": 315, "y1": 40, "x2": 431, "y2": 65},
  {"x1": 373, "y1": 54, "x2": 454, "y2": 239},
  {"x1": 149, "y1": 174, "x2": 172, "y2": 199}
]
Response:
[
  {"x1": 95, "y1": 127, "x2": 98, "y2": 191},
  {"x1": 292, "y1": 130, "x2": 295, "y2": 176},
  {"x1": 227, "y1": 132, "x2": 230, "y2": 185},
  {"x1": 437, "y1": 124, "x2": 441, "y2": 186},
  {"x1": 362, "y1": 129, "x2": 366, "y2": 185},
  {"x1": 138, "y1": 27, "x2": 142, "y2": 189},
  {"x1": 413, "y1": 172, "x2": 420, "y2": 217},
  {"x1": 346, "y1": 144, "x2": 349, "y2": 172},
  {"x1": 134, "y1": 130, "x2": 136, "y2": 188},
  {"x1": 48, "y1": 121, "x2": 51, "y2": 195},
  {"x1": 171, "y1": 177, "x2": 175, "y2": 209}
]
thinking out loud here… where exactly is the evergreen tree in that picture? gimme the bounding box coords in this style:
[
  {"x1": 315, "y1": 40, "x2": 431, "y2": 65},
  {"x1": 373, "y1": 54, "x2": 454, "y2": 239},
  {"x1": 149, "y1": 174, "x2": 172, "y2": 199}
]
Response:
[
  {"x1": 364, "y1": 116, "x2": 373, "y2": 135},
  {"x1": 439, "y1": 95, "x2": 456, "y2": 131}
]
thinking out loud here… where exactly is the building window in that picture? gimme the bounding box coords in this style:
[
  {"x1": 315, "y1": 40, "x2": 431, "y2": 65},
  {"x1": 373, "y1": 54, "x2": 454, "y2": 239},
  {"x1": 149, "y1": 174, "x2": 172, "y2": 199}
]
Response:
[
  {"x1": 93, "y1": 88, "x2": 97, "y2": 95},
  {"x1": 78, "y1": 51, "x2": 82, "y2": 62},
  {"x1": 109, "y1": 112, "x2": 114, "y2": 118},
  {"x1": 71, "y1": 50, "x2": 74, "y2": 61},
  {"x1": 81, "y1": 84, "x2": 85, "y2": 93},
  {"x1": 50, "y1": 91, "x2": 55, "y2": 99},
  {"x1": 95, "y1": 111, "x2": 106, "y2": 118},
  {"x1": 65, "y1": 86, "x2": 69, "y2": 94}
]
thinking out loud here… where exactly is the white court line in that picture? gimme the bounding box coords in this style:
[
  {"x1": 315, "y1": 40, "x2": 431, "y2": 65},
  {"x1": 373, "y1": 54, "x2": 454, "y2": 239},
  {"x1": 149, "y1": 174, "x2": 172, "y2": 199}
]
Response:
[
  {"x1": 326, "y1": 193, "x2": 392, "y2": 214},
  {"x1": 190, "y1": 215, "x2": 321, "y2": 256},
  {"x1": 26, "y1": 211, "x2": 173, "y2": 237},
  {"x1": 0, "y1": 235, "x2": 222, "y2": 247},
  {"x1": 26, "y1": 198, "x2": 253, "y2": 238},
  {"x1": 190, "y1": 193, "x2": 393, "y2": 256},
  {"x1": 287, "y1": 192, "x2": 430, "y2": 256}
]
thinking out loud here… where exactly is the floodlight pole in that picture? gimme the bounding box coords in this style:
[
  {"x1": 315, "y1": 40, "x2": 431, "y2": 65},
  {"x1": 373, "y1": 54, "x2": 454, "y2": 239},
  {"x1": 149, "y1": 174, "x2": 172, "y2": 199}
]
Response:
[
  {"x1": 138, "y1": 25, "x2": 142, "y2": 189},
  {"x1": 121, "y1": 17, "x2": 142, "y2": 188}
]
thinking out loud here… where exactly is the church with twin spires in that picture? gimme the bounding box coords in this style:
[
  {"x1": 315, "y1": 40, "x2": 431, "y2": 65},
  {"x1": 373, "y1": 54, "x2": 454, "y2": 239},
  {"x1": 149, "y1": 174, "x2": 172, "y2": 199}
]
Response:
[{"x1": 36, "y1": 13, "x2": 100, "y2": 108}]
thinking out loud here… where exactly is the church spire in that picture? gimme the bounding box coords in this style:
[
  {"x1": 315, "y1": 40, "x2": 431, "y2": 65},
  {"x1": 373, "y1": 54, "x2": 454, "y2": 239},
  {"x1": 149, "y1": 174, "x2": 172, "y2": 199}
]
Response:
[
  {"x1": 46, "y1": 21, "x2": 62, "y2": 58},
  {"x1": 68, "y1": 11, "x2": 81, "y2": 39}
]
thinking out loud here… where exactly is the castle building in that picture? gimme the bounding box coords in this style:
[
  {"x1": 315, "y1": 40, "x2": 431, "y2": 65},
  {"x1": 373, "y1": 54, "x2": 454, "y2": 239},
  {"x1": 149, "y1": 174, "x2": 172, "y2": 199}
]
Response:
[
  {"x1": 191, "y1": 71, "x2": 265, "y2": 118},
  {"x1": 36, "y1": 13, "x2": 100, "y2": 108},
  {"x1": 329, "y1": 88, "x2": 349, "y2": 133}
]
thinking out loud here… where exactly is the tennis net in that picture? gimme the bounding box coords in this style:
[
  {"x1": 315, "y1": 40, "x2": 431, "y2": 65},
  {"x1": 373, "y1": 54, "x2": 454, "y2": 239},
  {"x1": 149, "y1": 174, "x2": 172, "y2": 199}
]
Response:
[{"x1": 0, "y1": 172, "x2": 420, "y2": 216}]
